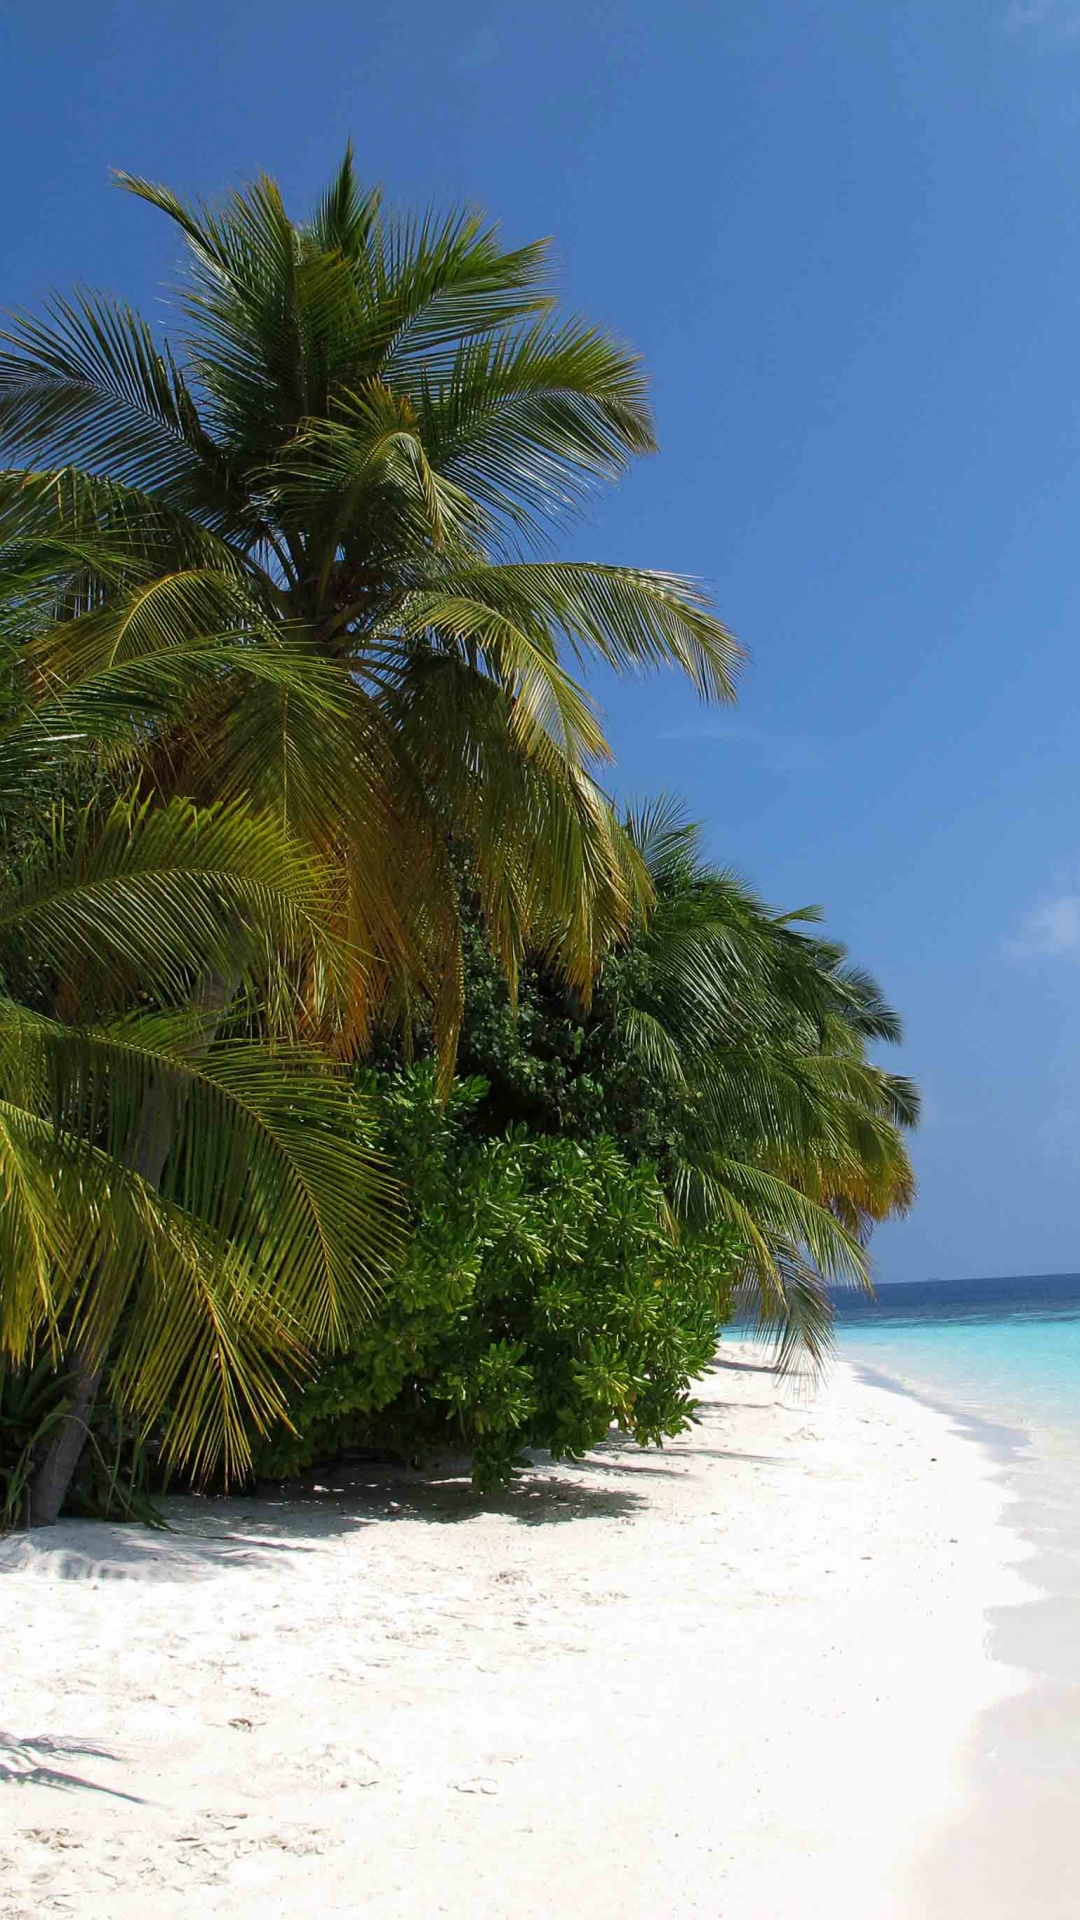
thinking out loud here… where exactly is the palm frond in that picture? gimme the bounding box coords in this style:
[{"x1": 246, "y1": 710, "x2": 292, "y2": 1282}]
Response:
[
  {"x1": 0, "y1": 293, "x2": 231, "y2": 521},
  {"x1": 0, "y1": 795, "x2": 334, "y2": 1006},
  {"x1": 399, "y1": 560, "x2": 740, "y2": 703}
]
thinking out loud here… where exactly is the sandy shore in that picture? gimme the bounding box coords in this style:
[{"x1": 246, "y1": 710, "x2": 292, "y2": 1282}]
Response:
[{"x1": 1, "y1": 1346, "x2": 1029, "y2": 1918}]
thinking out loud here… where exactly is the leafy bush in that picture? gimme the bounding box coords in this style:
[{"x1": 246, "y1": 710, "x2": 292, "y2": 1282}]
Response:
[{"x1": 255, "y1": 1067, "x2": 740, "y2": 1491}]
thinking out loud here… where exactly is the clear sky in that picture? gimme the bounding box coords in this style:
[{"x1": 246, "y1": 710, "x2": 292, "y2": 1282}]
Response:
[{"x1": 4, "y1": 0, "x2": 1080, "y2": 1281}]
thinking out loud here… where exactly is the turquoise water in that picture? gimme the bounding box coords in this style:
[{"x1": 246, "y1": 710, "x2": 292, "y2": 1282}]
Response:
[
  {"x1": 832, "y1": 1276, "x2": 1080, "y2": 1912},
  {"x1": 833, "y1": 1274, "x2": 1080, "y2": 1452}
]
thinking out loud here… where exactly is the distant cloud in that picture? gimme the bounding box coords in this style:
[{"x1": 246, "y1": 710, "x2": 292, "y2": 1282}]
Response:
[
  {"x1": 1004, "y1": 1, "x2": 1080, "y2": 38},
  {"x1": 1010, "y1": 894, "x2": 1080, "y2": 955}
]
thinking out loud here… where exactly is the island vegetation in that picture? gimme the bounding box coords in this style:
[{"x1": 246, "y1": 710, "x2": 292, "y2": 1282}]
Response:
[{"x1": 0, "y1": 153, "x2": 916, "y2": 1527}]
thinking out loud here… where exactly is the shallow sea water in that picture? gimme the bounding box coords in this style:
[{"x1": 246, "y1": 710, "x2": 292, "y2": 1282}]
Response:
[
  {"x1": 834, "y1": 1273, "x2": 1080, "y2": 1444},
  {"x1": 834, "y1": 1275, "x2": 1080, "y2": 1916}
]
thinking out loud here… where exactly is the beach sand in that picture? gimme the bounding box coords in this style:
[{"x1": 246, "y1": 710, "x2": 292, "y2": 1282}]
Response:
[{"x1": 1, "y1": 1346, "x2": 1029, "y2": 1918}]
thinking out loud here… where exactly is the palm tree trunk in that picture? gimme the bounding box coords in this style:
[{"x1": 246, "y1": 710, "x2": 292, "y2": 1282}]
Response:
[
  {"x1": 26, "y1": 974, "x2": 235, "y2": 1527},
  {"x1": 25, "y1": 1084, "x2": 178, "y2": 1527},
  {"x1": 25, "y1": 1359, "x2": 106, "y2": 1527}
]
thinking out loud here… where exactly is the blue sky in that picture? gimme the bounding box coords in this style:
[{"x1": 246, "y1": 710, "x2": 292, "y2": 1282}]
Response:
[{"x1": 5, "y1": 0, "x2": 1080, "y2": 1280}]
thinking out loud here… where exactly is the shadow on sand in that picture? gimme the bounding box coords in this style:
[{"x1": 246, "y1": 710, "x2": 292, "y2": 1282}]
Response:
[
  {"x1": 276, "y1": 1457, "x2": 649, "y2": 1528},
  {"x1": 0, "y1": 1457, "x2": 650, "y2": 1585},
  {"x1": 0, "y1": 1730, "x2": 145, "y2": 1802},
  {"x1": 0, "y1": 1364, "x2": 784, "y2": 1584}
]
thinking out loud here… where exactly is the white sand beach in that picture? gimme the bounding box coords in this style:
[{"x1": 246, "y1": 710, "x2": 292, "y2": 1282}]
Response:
[{"x1": 1, "y1": 1346, "x2": 1029, "y2": 1918}]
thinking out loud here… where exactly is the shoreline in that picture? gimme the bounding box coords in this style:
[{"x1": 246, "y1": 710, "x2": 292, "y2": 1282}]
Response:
[
  {"x1": 864, "y1": 1362, "x2": 1080, "y2": 1918},
  {"x1": 1, "y1": 1343, "x2": 1029, "y2": 1917}
]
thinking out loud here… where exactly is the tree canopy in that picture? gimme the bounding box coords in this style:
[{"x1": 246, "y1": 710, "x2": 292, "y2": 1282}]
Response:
[{"x1": 0, "y1": 156, "x2": 917, "y2": 1521}]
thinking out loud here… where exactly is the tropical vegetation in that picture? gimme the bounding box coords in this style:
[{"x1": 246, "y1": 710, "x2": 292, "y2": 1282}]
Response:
[
  {"x1": 256, "y1": 1067, "x2": 742, "y2": 1493},
  {"x1": 0, "y1": 154, "x2": 916, "y2": 1523},
  {"x1": 452, "y1": 800, "x2": 917, "y2": 1370}
]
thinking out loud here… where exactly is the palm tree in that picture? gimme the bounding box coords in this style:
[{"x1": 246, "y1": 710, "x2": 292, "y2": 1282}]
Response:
[
  {"x1": 0, "y1": 781, "x2": 396, "y2": 1526},
  {"x1": 454, "y1": 798, "x2": 917, "y2": 1368},
  {"x1": 0, "y1": 156, "x2": 742, "y2": 1518},
  {"x1": 0, "y1": 534, "x2": 398, "y2": 1523},
  {"x1": 0, "y1": 157, "x2": 737, "y2": 1520},
  {"x1": 0, "y1": 151, "x2": 740, "y2": 1060},
  {"x1": 611, "y1": 799, "x2": 917, "y2": 1365}
]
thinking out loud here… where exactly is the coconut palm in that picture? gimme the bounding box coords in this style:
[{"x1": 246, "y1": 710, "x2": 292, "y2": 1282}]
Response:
[
  {"x1": 0, "y1": 761, "x2": 396, "y2": 1525},
  {"x1": 610, "y1": 799, "x2": 917, "y2": 1365},
  {"x1": 453, "y1": 797, "x2": 916, "y2": 1369},
  {"x1": 0, "y1": 156, "x2": 743, "y2": 1521},
  {"x1": 0, "y1": 151, "x2": 739, "y2": 1060}
]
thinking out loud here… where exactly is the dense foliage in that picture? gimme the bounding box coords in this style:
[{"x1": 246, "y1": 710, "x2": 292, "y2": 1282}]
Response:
[
  {"x1": 388, "y1": 802, "x2": 918, "y2": 1369},
  {"x1": 0, "y1": 774, "x2": 399, "y2": 1523},
  {"x1": 0, "y1": 155, "x2": 917, "y2": 1524},
  {"x1": 0, "y1": 148, "x2": 738, "y2": 1065},
  {"x1": 0, "y1": 155, "x2": 742, "y2": 1522},
  {"x1": 256, "y1": 1068, "x2": 740, "y2": 1492}
]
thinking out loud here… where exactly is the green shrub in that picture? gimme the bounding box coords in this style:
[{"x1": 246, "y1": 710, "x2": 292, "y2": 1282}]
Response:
[{"x1": 256, "y1": 1067, "x2": 740, "y2": 1491}]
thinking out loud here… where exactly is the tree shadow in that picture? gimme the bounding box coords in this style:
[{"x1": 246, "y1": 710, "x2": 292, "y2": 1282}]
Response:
[
  {"x1": 0, "y1": 1731, "x2": 145, "y2": 1802},
  {"x1": 278, "y1": 1458, "x2": 648, "y2": 1527},
  {"x1": 672, "y1": 1445, "x2": 787, "y2": 1465},
  {"x1": 580, "y1": 1418, "x2": 786, "y2": 1473},
  {"x1": 1, "y1": 1464, "x2": 648, "y2": 1574},
  {"x1": 564, "y1": 1455, "x2": 688, "y2": 1480},
  {"x1": 0, "y1": 1508, "x2": 371, "y2": 1583}
]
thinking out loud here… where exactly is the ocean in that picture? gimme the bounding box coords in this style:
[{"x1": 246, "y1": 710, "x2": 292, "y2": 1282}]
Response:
[
  {"x1": 834, "y1": 1272, "x2": 1080, "y2": 1913},
  {"x1": 834, "y1": 1274, "x2": 1076, "y2": 1697},
  {"x1": 833, "y1": 1271, "x2": 1080, "y2": 1445},
  {"x1": 832, "y1": 1269, "x2": 1080, "y2": 1687}
]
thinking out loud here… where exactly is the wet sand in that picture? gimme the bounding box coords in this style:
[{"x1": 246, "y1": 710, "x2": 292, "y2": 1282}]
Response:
[{"x1": 899, "y1": 1405, "x2": 1080, "y2": 1917}]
